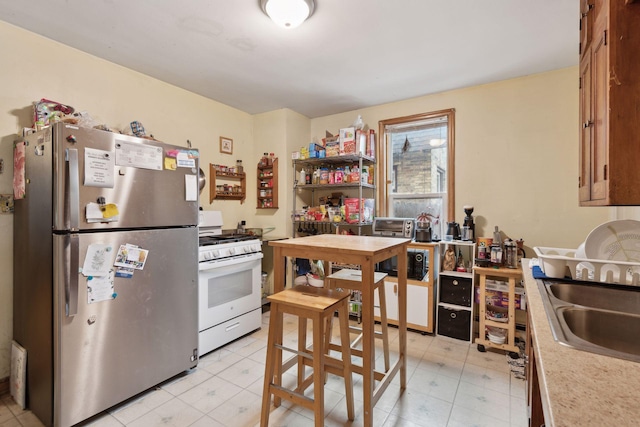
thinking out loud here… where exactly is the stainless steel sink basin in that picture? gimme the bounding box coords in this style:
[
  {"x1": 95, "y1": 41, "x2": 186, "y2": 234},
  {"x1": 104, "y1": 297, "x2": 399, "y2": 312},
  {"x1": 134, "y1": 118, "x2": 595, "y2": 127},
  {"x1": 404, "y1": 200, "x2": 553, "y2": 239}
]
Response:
[
  {"x1": 537, "y1": 280, "x2": 640, "y2": 362},
  {"x1": 548, "y1": 282, "x2": 640, "y2": 315},
  {"x1": 560, "y1": 307, "x2": 640, "y2": 356}
]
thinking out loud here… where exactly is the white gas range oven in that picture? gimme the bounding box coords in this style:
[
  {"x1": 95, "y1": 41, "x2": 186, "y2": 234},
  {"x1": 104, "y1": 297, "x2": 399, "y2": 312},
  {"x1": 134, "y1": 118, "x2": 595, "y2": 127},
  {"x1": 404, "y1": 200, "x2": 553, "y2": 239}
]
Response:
[{"x1": 198, "y1": 211, "x2": 263, "y2": 356}]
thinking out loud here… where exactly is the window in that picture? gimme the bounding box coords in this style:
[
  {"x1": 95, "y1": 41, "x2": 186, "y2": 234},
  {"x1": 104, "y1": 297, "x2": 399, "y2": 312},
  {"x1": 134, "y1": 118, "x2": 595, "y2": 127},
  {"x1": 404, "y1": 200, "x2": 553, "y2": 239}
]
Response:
[{"x1": 378, "y1": 109, "x2": 455, "y2": 240}]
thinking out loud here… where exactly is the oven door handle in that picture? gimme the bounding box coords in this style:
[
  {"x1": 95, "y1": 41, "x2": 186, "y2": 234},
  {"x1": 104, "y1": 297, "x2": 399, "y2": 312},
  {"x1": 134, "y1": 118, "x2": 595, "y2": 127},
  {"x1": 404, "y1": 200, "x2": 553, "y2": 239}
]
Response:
[
  {"x1": 199, "y1": 256, "x2": 262, "y2": 274},
  {"x1": 225, "y1": 322, "x2": 241, "y2": 332}
]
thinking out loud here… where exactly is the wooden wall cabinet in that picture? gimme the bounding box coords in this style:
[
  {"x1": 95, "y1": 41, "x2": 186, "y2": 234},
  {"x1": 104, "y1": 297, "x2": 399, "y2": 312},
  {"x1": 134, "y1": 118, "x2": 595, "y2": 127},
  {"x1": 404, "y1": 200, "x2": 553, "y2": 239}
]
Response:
[
  {"x1": 257, "y1": 158, "x2": 278, "y2": 209},
  {"x1": 209, "y1": 164, "x2": 246, "y2": 203},
  {"x1": 579, "y1": 0, "x2": 640, "y2": 205}
]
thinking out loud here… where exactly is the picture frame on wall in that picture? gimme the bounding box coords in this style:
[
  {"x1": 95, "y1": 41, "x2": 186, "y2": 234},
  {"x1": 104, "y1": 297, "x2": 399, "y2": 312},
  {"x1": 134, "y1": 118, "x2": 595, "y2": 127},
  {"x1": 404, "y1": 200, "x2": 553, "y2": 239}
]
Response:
[{"x1": 220, "y1": 137, "x2": 233, "y2": 154}]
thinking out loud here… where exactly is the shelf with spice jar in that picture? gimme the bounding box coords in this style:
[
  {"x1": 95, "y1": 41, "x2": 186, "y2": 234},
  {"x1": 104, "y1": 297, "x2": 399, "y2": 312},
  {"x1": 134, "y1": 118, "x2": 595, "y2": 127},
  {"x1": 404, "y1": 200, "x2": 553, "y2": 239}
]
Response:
[
  {"x1": 209, "y1": 163, "x2": 246, "y2": 204},
  {"x1": 257, "y1": 154, "x2": 278, "y2": 209}
]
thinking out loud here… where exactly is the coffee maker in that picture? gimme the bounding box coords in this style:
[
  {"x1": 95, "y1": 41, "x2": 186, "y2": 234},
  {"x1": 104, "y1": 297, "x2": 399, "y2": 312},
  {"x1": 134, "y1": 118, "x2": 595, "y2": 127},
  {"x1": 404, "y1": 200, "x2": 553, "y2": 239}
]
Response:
[
  {"x1": 415, "y1": 212, "x2": 432, "y2": 242},
  {"x1": 462, "y1": 205, "x2": 475, "y2": 241}
]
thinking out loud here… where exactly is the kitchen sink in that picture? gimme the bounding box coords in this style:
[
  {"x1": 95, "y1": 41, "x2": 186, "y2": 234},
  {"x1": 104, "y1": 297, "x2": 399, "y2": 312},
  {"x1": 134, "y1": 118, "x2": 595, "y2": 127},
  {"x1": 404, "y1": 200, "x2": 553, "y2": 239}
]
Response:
[
  {"x1": 548, "y1": 282, "x2": 640, "y2": 315},
  {"x1": 537, "y1": 280, "x2": 640, "y2": 362}
]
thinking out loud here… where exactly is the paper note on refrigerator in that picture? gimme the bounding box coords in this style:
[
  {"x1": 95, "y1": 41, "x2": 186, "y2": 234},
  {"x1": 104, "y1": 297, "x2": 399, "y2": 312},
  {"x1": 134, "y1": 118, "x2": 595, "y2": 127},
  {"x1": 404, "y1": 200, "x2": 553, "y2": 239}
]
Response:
[
  {"x1": 176, "y1": 151, "x2": 197, "y2": 168},
  {"x1": 82, "y1": 243, "x2": 114, "y2": 277},
  {"x1": 114, "y1": 140, "x2": 163, "y2": 170},
  {"x1": 185, "y1": 174, "x2": 198, "y2": 201},
  {"x1": 84, "y1": 148, "x2": 115, "y2": 188},
  {"x1": 114, "y1": 244, "x2": 149, "y2": 270},
  {"x1": 87, "y1": 271, "x2": 116, "y2": 303}
]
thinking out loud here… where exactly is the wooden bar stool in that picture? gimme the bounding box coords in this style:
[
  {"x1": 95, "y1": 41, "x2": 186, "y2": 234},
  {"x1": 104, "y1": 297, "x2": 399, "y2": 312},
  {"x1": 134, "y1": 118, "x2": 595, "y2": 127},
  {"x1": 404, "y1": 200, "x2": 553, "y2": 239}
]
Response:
[
  {"x1": 325, "y1": 269, "x2": 391, "y2": 372},
  {"x1": 261, "y1": 285, "x2": 355, "y2": 427}
]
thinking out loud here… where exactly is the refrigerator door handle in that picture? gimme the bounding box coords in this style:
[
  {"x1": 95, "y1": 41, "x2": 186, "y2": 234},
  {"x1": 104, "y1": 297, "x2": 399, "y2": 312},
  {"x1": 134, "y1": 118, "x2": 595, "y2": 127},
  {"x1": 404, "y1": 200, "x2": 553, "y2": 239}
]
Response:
[
  {"x1": 66, "y1": 234, "x2": 79, "y2": 317},
  {"x1": 66, "y1": 148, "x2": 80, "y2": 231}
]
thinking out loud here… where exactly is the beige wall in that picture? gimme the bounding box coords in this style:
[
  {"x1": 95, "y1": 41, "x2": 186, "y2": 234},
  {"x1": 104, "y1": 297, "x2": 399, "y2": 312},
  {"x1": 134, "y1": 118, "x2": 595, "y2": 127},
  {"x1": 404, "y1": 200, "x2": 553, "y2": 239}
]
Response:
[
  {"x1": 310, "y1": 68, "x2": 612, "y2": 251},
  {"x1": 0, "y1": 21, "x2": 256, "y2": 379},
  {"x1": 0, "y1": 20, "x2": 623, "y2": 381}
]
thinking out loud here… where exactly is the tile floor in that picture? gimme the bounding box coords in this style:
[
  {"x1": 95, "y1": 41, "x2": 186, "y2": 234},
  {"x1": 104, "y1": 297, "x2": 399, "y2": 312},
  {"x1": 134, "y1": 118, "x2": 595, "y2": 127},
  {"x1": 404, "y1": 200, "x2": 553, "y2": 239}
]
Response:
[{"x1": 0, "y1": 311, "x2": 527, "y2": 427}]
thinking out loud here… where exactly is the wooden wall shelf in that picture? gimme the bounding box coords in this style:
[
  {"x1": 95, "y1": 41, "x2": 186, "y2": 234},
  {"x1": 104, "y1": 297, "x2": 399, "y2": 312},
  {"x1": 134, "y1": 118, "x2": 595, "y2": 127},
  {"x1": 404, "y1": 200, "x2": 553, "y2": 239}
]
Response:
[
  {"x1": 209, "y1": 164, "x2": 246, "y2": 204},
  {"x1": 257, "y1": 157, "x2": 278, "y2": 209}
]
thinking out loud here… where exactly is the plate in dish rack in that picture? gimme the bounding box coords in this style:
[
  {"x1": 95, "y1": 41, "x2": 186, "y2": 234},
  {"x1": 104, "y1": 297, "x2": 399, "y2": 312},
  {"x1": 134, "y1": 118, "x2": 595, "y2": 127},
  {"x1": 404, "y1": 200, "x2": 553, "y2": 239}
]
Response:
[{"x1": 584, "y1": 220, "x2": 640, "y2": 262}]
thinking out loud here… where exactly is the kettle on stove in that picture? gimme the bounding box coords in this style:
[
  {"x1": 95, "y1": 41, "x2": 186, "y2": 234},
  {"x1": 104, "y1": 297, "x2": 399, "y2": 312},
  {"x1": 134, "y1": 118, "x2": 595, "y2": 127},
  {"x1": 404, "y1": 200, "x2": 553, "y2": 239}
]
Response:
[{"x1": 446, "y1": 221, "x2": 461, "y2": 240}]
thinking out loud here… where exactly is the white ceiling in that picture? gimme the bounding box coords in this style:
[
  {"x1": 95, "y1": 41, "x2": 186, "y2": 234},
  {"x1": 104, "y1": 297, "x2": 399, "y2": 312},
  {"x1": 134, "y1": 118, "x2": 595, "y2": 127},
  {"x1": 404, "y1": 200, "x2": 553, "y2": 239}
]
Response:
[{"x1": 0, "y1": 0, "x2": 578, "y2": 118}]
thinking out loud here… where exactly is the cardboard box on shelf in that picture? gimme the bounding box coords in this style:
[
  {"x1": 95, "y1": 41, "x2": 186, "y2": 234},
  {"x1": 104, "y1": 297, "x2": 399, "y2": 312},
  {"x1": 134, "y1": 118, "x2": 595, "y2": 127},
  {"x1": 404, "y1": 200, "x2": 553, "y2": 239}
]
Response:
[
  {"x1": 339, "y1": 127, "x2": 355, "y2": 155},
  {"x1": 343, "y1": 198, "x2": 374, "y2": 224},
  {"x1": 325, "y1": 141, "x2": 340, "y2": 157},
  {"x1": 474, "y1": 279, "x2": 526, "y2": 310}
]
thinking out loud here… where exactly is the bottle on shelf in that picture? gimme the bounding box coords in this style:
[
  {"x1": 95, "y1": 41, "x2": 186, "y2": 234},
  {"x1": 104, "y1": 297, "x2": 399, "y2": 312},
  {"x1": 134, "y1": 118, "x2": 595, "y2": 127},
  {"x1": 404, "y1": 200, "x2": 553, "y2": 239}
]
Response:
[
  {"x1": 236, "y1": 159, "x2": 243, "y2": 174},
  {"x1": 456, "y1": 249, "x2": 466, "y2": 272}
]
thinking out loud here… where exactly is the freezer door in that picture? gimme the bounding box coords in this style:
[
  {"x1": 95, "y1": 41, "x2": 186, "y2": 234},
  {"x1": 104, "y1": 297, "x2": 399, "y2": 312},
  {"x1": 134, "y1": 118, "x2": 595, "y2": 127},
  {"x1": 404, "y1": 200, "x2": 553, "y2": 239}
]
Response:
[
  {"x1": 24, "y1": 123, "x2": 199, "y2": 231},
  {"x1": 53, "y1": 227, "x2": 198, "y2": 427}
]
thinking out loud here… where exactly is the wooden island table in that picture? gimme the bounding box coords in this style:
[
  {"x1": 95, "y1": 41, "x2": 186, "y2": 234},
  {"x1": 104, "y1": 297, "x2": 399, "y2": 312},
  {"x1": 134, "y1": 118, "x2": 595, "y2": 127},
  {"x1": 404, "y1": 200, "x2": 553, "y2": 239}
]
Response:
[{"x1": 269, "y1": 234, "x2": 410, "y2": 426}]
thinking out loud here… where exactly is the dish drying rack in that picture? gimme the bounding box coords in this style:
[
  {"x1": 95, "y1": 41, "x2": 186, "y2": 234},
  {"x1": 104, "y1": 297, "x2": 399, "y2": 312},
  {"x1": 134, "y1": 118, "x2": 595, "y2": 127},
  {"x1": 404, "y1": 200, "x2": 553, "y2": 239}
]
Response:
[{"x1": 534, "y1": 246, "x2": 640, "y2": 286}]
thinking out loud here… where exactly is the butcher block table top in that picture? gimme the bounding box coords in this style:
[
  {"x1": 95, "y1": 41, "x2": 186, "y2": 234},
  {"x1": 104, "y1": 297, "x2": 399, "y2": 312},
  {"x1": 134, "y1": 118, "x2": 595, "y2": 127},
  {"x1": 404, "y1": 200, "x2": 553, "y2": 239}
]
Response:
[{"x1": 269, "y1": 234, "x2": 410, "y2": 427}]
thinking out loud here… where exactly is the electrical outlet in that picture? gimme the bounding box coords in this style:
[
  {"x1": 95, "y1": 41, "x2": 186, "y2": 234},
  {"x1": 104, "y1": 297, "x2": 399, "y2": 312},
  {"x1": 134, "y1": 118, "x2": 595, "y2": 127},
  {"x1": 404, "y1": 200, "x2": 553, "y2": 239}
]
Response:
[
  {"x1": 1, "y1": 194, "x2": 14, "y2": 213},
  {"x1": 0, "y1": 158, "x2": 4, "y2": 174}
]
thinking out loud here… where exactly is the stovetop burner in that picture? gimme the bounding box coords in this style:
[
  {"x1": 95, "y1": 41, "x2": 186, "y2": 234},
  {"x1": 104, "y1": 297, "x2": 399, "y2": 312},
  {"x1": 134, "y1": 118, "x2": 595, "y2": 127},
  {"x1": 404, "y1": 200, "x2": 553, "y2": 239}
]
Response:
[{"x1": 199, "y1": 234, "x2": 256, "y2": 246}]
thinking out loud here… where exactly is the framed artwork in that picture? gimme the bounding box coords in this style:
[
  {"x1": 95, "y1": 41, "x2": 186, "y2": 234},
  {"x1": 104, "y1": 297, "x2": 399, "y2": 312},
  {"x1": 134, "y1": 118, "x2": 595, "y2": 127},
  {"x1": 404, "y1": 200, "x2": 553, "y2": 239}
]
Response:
[{"x1": 220, "y1": 137, "x2": 233, "y2": 154}]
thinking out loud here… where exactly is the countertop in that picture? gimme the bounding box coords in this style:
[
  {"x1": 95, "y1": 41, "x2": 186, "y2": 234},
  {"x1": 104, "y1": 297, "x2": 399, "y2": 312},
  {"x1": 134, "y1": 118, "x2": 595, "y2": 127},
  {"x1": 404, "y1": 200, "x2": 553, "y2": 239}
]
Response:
[{"x1": 523, "y1": 260, "x2": 640, "y2": 426}]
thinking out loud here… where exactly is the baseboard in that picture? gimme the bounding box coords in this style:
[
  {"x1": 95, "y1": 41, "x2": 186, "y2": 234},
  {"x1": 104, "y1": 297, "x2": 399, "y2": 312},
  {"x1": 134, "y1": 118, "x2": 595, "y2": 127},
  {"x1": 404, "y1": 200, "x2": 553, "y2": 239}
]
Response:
[{"x1": 0, "y1": 376, "x2": 9, "y2": 396}]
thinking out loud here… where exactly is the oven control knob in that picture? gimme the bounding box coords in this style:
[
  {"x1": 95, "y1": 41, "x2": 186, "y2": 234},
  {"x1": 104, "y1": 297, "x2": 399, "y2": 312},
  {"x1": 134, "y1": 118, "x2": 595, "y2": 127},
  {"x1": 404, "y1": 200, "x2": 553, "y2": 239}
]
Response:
[
  {"x1": 228, "y1": 247, "x2": 236, "y2": 255},
  {"x1": 212, "y1": 250, "x2": 220, "y2": 258},
  {"x1": 203, "y1": 252, "x2": 212, "y2": 260}
]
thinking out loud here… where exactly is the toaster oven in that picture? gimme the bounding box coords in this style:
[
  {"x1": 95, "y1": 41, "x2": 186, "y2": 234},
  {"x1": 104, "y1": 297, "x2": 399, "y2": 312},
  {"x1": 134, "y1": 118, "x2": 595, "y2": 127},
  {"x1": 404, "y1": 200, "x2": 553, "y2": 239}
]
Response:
[
  {"x1": 372, "y1": 217, "x2": 415, "y2": 239},
  {"x1": 372, "y1": 217, "x2": 427, "y2": 279}
]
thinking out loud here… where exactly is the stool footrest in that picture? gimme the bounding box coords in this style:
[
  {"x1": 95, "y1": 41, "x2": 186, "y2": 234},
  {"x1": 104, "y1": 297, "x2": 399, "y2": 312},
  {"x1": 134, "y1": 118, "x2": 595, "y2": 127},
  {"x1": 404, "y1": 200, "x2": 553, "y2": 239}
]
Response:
[
  {"x1": 275, "y1": 344, "x2": 313, "y2": 360},
  {"x1": 270, "y1": 383, "x2": 314, "y2": 410}
]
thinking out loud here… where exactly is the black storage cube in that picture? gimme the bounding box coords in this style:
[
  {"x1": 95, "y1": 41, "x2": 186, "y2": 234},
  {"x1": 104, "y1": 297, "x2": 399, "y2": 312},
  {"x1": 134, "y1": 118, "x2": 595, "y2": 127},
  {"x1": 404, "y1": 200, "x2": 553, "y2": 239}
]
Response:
[
  {"x1": 437, "y1": 306, "x2": 471, "y2": 341},
  {"x1": 439, "y1": 275, "x2": 473, "y2": 306}
]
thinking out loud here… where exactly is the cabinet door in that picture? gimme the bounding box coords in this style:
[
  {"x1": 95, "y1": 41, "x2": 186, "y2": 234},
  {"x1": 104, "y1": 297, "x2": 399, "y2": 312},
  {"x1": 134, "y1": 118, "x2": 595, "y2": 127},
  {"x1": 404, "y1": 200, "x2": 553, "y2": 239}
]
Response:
[
  {"x1": 375, "y1": 280, "x2": 431, "y2": 331},
  {"x1": 407, "y1": 284, "x2": 430, "y2": 328},
  {"x1": 376, "y1": 280, "x2": 399, "y2": 322},
  {"x1": 591, "y1": 12, "x2": 608, "y2": 202},
  {"x1": 578, "y1": 54, "x2": 592, "y2": 202},
  {"x1": 579, "y1": 0, "x2": 594, "y2": 59}
]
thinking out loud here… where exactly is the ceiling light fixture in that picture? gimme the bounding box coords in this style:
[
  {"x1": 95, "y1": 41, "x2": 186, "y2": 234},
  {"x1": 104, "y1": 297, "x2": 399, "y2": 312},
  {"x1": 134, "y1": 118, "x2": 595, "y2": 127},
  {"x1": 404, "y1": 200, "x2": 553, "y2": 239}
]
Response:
[{"x1": 260, "y1": 0, "x2": 315, "y2": 29}]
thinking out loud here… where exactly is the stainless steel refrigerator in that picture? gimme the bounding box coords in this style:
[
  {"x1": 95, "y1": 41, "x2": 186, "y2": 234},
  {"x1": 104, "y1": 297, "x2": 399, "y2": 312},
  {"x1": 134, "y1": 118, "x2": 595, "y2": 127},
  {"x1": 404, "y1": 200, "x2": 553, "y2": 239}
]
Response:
[{"x1": 13, "y1": 123, "x2": 200, "y2": 426}]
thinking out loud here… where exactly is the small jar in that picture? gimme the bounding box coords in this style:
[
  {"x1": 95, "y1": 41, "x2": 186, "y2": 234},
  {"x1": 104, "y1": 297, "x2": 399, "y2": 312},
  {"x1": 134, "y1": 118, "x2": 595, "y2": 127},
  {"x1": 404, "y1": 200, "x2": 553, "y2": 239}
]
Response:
[
  {"x1": 335, "y1": 168, "x2": 344, "y2": 184},
  {"x1": 319, "y1": 168, "x2": 329, "y2": 184}
]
